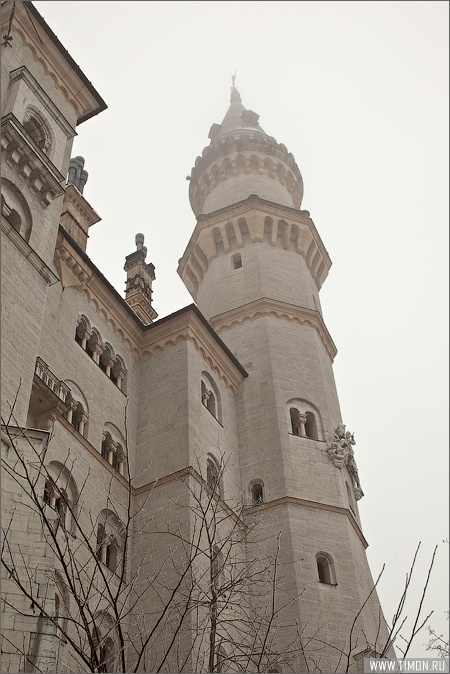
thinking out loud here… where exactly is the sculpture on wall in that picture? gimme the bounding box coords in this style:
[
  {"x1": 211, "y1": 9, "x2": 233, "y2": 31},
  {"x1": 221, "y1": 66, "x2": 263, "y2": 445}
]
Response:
[{"x1": 328, "y1": 424, "x2": 364, "y2": 500}]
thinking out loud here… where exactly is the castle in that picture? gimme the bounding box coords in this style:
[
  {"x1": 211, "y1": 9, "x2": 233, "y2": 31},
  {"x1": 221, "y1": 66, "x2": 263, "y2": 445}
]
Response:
[{"x1": 1, "y1": 2, "x2": 394, "y2": 672}]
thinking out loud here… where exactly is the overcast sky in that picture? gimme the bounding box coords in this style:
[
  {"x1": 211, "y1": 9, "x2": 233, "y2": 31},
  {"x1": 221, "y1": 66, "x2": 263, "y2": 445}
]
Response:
[{"x1": 35, "y1": 1, "x2": 449, "y2": 658}]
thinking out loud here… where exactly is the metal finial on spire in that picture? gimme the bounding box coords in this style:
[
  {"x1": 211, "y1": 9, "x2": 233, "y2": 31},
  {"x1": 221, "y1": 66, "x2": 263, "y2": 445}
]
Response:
[{"x1": 231, "y1": 71, "x2": 236, "y2": 87}]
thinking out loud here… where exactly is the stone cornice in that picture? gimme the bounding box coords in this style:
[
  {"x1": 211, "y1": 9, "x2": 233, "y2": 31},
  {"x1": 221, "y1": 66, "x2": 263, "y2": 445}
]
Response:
[
  {"x1": 61, "y1": 184, "x2": 101, "y2": 231},
  {"x1": 140, "y1": 306, "x2": 247, "y2": 396},
  {"x1": 1, "y1": 1, "x2": 106, "y2": 125},
  {"x1": 133, "y1": 466, "x2": 246, "y2": 529},
  {"x1": 210, "y1": 298, "x2": 337, "y2": 362},
  {"x1": 1, "y1": 113, "x2": 66, "y2": 207},
  {"x1": 178, "y1": 195, "x2": 331, "y2": 299},
  {"x1": 54, "y1": 229, "x2": 94, "y2": 289},
  {"x1": 243, "y1": 496, "x2": 368, "y2": 548}
]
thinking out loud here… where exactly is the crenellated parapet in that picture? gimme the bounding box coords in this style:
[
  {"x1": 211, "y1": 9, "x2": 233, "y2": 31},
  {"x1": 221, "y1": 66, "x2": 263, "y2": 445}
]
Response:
[
  {"x1": 189, "y1": 132, "x2": 304, "y2": 216},
  {"x1": 177, "y1": 194, "x2": 331, "y2": 300},
  {"x1": 187, "y1": 86, "x2": 304, "y2": 217}
]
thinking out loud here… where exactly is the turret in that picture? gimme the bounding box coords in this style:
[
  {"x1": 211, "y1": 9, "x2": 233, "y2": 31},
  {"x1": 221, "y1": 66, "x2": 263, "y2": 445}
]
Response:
[
  {"x1": 124, "y1": 233, "x2": 157, "y2": 324},
  {"x1": 188, "y1": 85, "x2": 304, "y2": 216}
]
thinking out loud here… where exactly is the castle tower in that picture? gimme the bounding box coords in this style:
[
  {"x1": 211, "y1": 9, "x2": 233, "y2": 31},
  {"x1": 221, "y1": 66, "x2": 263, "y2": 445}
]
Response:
[{"x1": 178, "y1": 85, "x2": 393, "y2": 671}]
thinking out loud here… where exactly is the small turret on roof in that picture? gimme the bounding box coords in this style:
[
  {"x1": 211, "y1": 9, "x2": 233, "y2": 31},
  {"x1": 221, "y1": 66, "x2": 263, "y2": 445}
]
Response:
[{"x1": 124, "y1": 234, "x2": 158, "y2": 325}]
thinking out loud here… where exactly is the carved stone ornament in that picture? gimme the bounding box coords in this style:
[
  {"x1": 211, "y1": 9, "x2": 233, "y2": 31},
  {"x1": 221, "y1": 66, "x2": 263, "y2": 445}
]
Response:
[{"x1": 327, "y1": 424, "x2": 364, "y2": 499}]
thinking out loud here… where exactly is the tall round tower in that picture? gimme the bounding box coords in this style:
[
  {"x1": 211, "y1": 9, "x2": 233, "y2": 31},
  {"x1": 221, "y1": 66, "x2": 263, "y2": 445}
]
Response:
[{"x1": 178, "y1": 85, "x2": 392, "y2": 671}]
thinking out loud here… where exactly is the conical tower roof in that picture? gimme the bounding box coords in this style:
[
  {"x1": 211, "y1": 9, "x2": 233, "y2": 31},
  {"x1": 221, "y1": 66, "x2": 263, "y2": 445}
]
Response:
[
  {"x1": 208, "y1": 86, "x2": 265, "y2": 141},
  {"x1": 188, "y1": 84, "x2": 304, "y2": 217}
]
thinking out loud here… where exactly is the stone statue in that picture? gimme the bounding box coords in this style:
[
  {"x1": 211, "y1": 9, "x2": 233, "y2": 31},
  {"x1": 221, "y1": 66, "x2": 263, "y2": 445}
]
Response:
[{"x1": 327, "y1": 423, "x2": 363, "y2": 499}]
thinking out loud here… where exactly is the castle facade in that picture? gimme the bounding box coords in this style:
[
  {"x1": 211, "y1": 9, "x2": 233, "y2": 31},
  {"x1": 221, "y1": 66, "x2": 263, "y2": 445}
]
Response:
[{"x1": 1, "y1": 3, "x2": 393, "y2": 672}]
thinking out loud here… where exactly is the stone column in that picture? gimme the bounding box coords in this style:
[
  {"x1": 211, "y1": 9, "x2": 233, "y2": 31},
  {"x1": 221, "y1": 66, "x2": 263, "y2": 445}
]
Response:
[
  {"x1": 78, "y1": 412, "x2": 88, "y2": 436},
  {"x1": 78, "y1": 328, "x2": 91, "y2": 350},
  {"x1": 107, "y1": 442, "x2": 116, "y2": 466},
  {"x1": 116, "y1": 450, "x2": 126, "y2": 476},
  {"x1": 298, "y1": 413, "x2": 307, "y2": 437},
  {"x1": 91, "y1": 343, "x2": 104, "y2": 365},
  {"x1": 114, "y1": 368, "x2": 126, "y2": 390},
  {"x1": 66, "y1": 398, "x2": 77, "y2": 425},
  {"x1": 103, "y1": 357, "x2": 115, "y2": 377}
]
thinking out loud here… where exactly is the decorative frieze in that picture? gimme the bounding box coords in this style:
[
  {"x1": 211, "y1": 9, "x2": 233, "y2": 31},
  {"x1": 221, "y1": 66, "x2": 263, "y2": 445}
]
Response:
[
  {"x1": 177, "y1": 195, "x2": 331, "y2": 299},
  {"x1": 1, "y1": 113, "x2": 65, "y2": 208}
]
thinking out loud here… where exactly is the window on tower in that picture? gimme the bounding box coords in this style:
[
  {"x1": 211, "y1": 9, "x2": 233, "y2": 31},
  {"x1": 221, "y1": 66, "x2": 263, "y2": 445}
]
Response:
[
  {"x1": 305, "y1": 411, "x2": 318, "y2": 440},
  {"x1": 232, "y1": 252, "x2": 242, "y2": 269},
  {"x1": 316, "y1": 553, "x2": 336, "y2": 585},
  {"x1": 288, "y1": 400, "x2": 323, "y2": 441},
  {"x1": 206, "y1": 454, "x2": 224, "y2": 498},
  {"x1": 250, "y1": 480, "x2": 264, "y2": 506}
]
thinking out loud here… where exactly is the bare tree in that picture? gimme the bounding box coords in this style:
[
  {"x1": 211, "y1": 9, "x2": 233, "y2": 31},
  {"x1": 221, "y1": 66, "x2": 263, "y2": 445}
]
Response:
[
  {"x1": 1, "y1": 388, "x2": 441, "y2": 673},
  {"x1": 1, "y1": 392, "x2": 305, "y2": 673}
]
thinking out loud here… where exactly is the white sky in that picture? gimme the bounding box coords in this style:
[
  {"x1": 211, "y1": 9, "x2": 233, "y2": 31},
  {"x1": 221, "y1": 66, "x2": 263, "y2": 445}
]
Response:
[{"x1": 35, "y1": 1, "x2": 449, "y2": 659}]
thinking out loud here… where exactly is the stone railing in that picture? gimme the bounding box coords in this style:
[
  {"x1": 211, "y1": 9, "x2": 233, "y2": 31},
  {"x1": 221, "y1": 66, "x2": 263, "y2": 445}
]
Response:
[{"x1": 35, "y1": 357, "x2": 71, "y2": 403}]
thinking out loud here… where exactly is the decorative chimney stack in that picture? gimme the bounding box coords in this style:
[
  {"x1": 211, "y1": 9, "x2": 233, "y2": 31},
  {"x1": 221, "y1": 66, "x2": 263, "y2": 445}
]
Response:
[
  {"x1": 60, "y1": 156, "x2": 100, "y2": 251},
  {"x1": 124, "y1": 234, "x2": 158, "y2": 324}
]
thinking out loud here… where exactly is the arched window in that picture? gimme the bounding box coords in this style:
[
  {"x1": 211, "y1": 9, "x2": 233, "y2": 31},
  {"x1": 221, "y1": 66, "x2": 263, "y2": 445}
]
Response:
[
  {"x1": 2, "y1": 180, "x2": 33, "y2": 241},
  {"x1": 100, "y1": 343, "x2": 115, "y2": 376},
  {"x1": 43, "y1": 462, "x2": 78, "y2": 536},
  {"x1": 101, "y1": 425, "x2": 127, "y2": 476},
  {"x1": 232, "y1": 252, "x2": 242, "y2": 269},
  {"x1": 316, "y1": 552, "x2": 336, "y2": 585},
  {"x1": 288, "y1": 399, "x2": 323, "y2": 441},
  {"x1": 67, "y1": 399, "x2": 89, "y2": 438},
  {"x1": 250, "y1": 480, "x2": 264, "y2": 506},
  {"x1": 101, "y1": 432, "x2": 113, "y2": 461},
  {"x1": 86, "y1": 330, "x2": 103, "y2": 364},
  {"x1": 206, "y1": 454, "x2": 223, "y2": 498},
  {"x1": 92, "y1": 613, "x2": 117, "y2": 673},
  {"x1": 75, "y1": 316, "x2": 91, "y2": 349},
  {"x1": 111, "y1": 355, "x2": 127, "y2": 392},
  {"x1": 202, "y1": 380, "x2": 216, "y2": 417},
  {"x1": 201, "y1": 372, "x2": 221, "y2": 422},
  {"x1": 64, "y1": 382, "x2": 89, "y2": 439},
  {"x1": 43, "y1": 479, "x2": 67, "y2": 529},
  {"x1": 23, "y1": 113, "x2": 51, "y2": 153},
  {"x1": 96, "y1": 510, "x2": 125, "y2": 574},
  {"x1": 305, "y1": 411, "x2": 318, "y2": 440},
  {"x1": 290, "y1": 408, "x2": 301, "y2": 436}
]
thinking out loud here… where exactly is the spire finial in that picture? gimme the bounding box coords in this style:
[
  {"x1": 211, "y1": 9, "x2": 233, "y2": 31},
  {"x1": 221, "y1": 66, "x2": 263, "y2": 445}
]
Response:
[{"x1": 230, "y1": 71, "x2": 241, "y2": 104}]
